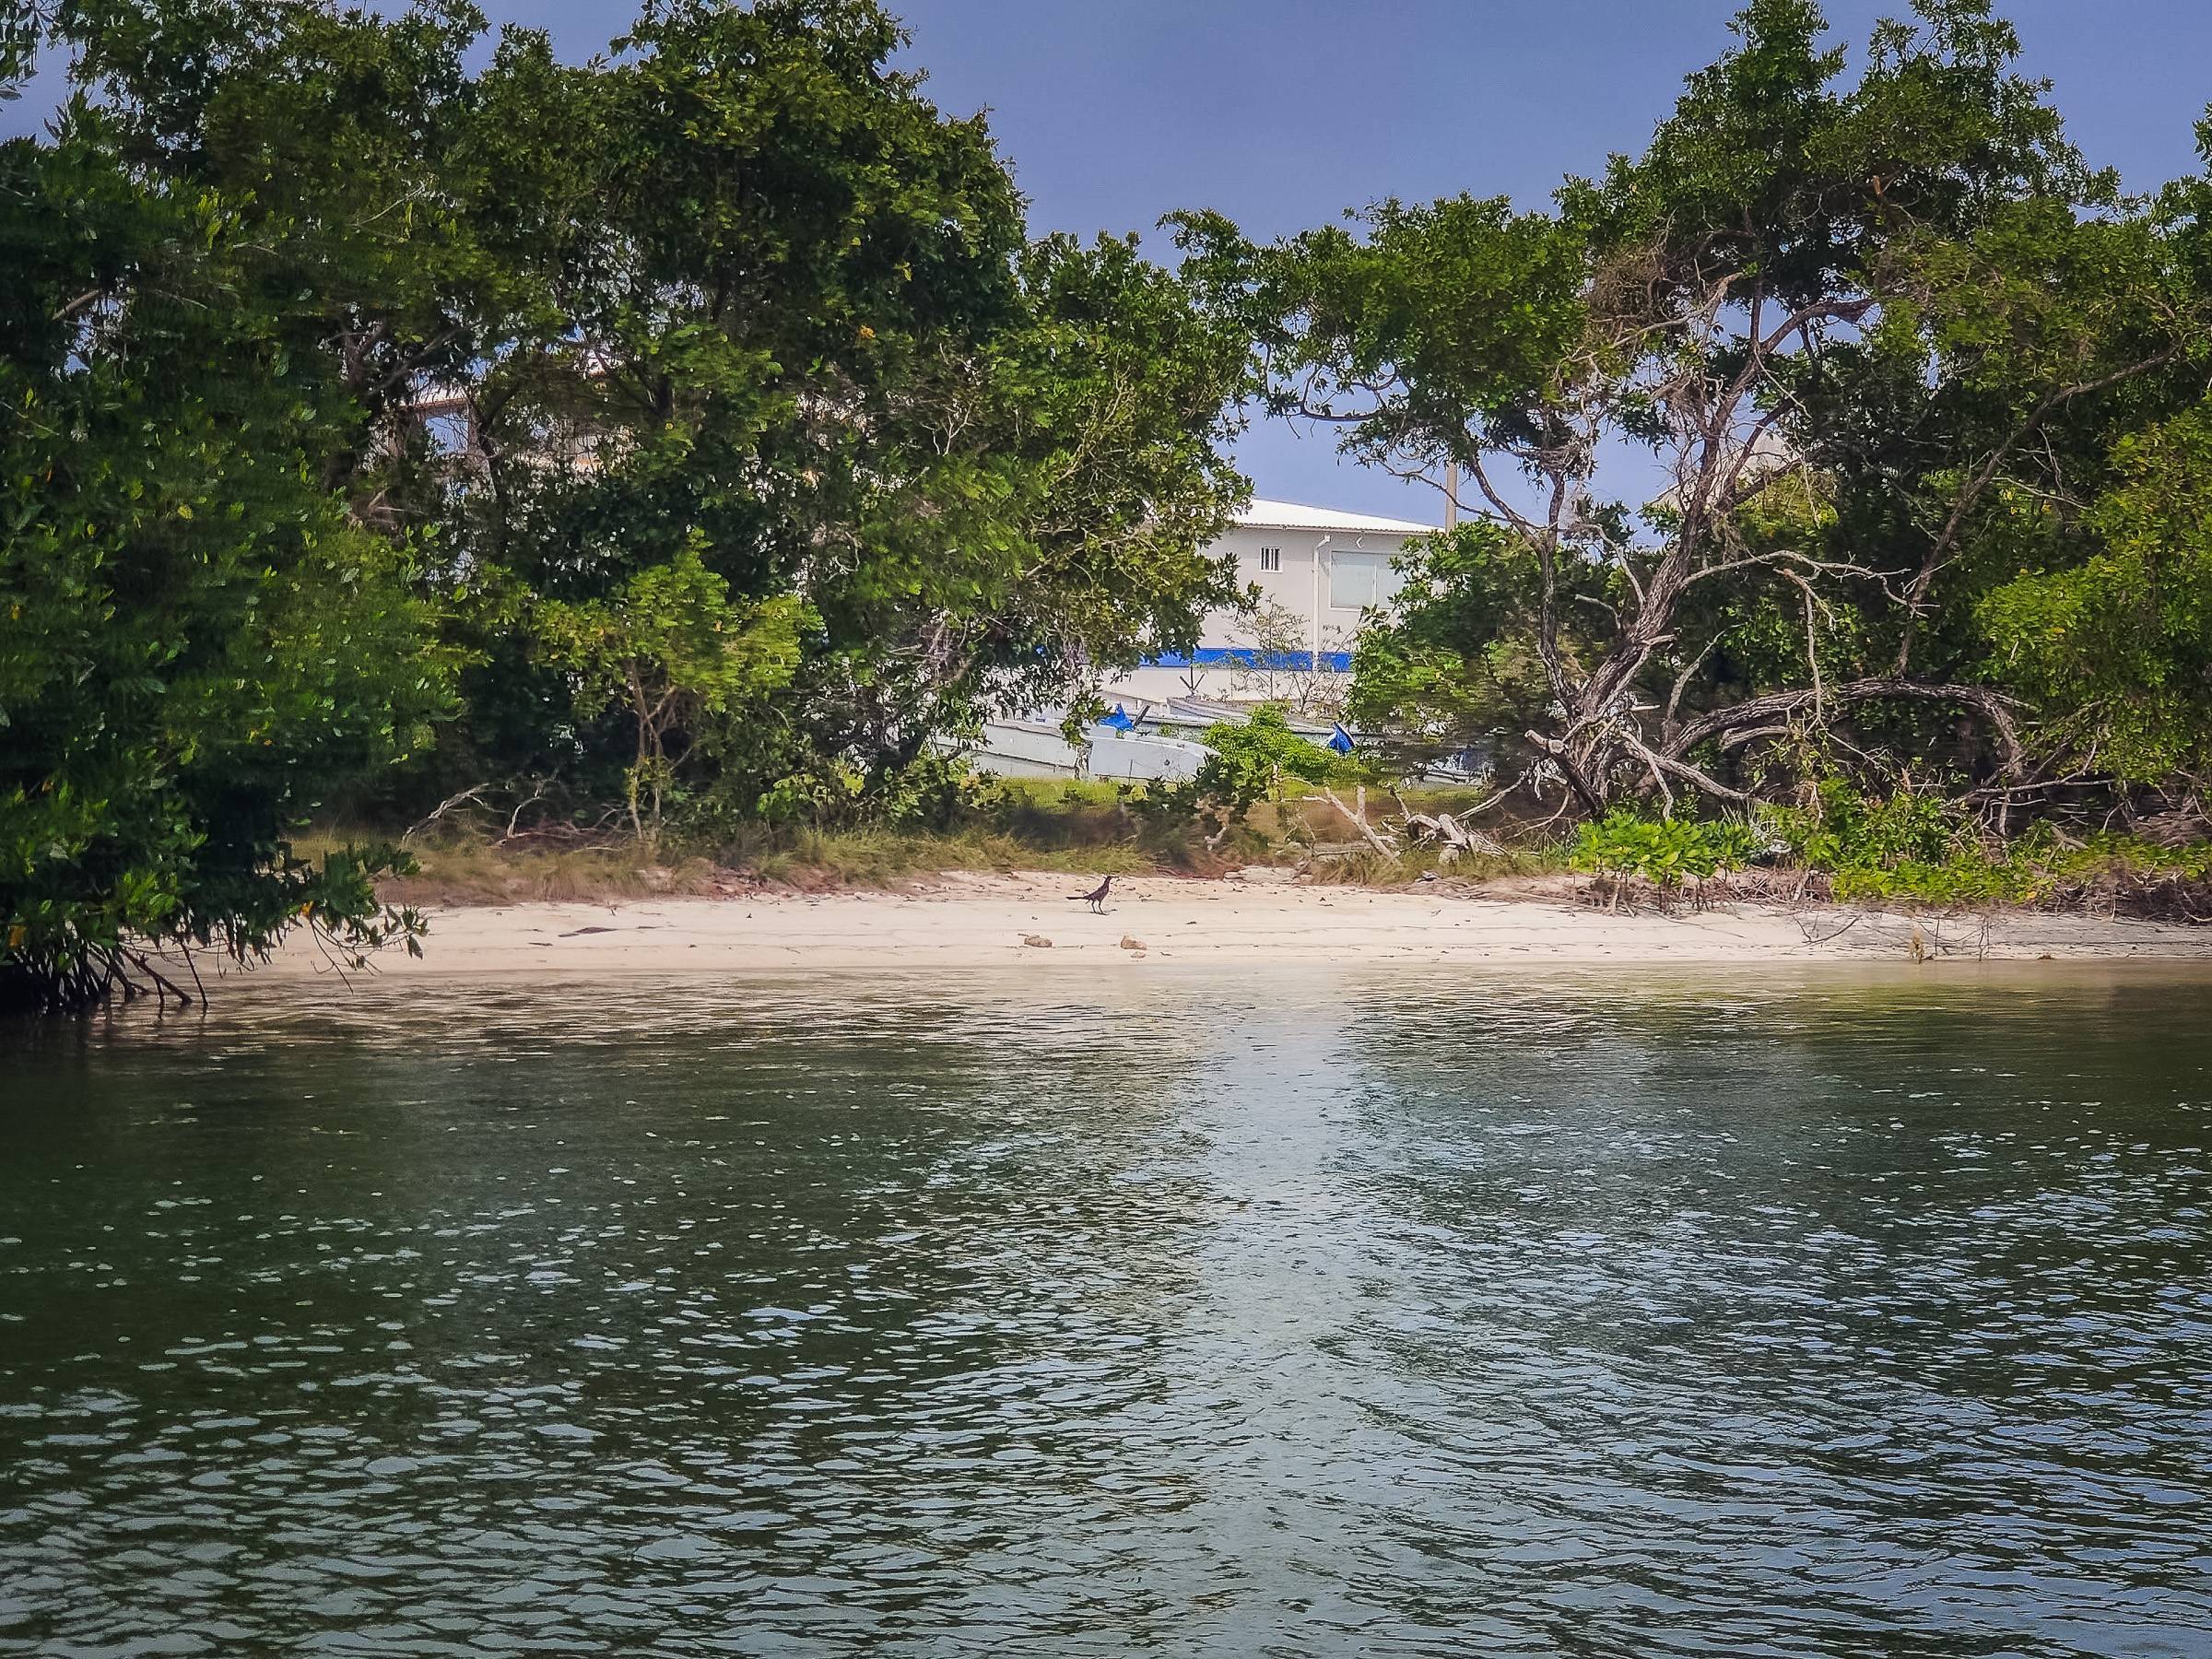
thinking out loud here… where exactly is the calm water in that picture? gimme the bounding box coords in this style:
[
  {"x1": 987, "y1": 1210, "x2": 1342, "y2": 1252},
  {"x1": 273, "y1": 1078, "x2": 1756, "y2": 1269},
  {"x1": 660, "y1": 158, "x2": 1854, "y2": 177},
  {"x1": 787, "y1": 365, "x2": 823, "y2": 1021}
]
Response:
[{"x1": 3, "y1": 969, "x2": 2211, "y2": 1657}]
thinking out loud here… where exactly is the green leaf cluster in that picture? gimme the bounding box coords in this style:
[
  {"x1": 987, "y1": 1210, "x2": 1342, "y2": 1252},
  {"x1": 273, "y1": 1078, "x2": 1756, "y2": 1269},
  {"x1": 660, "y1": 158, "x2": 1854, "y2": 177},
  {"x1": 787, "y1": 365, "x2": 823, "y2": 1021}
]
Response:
[
  {"x1": 1571, "y1": 813, "x2": 1758, "y2": 888},
  {"x1": 1194, "y1": 0, "x2": 2212, "y2": 821},
  {"x1": 45, "y1": 0, "x2": 1252, "y2": 820},
  {"x1": 2, "y1": 85, "x2": 454, "y2": 1009},
  {"x1": 1194, "y1": 706, "x2": 1355, "y2": 813},
  {"x1": 3, "y1": 0, "x2": 1256, "y2": 1005}
]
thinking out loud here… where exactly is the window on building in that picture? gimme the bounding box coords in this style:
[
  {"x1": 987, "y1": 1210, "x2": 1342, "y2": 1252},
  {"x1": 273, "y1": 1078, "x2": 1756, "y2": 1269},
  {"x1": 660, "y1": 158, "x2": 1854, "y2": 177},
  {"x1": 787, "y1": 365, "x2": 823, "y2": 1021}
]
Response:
[
  {"x1": 1328, "y1": 549, "x2": 1404, "y2": 610},
  {"x1": 1258, "y1": 546, "x2": 1282, "y2": 572}
]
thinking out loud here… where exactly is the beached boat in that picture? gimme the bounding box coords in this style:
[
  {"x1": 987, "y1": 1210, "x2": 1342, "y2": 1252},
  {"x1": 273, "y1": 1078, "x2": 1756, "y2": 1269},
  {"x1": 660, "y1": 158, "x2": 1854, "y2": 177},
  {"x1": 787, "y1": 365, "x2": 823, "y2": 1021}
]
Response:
[{"x1": 939, "y1": 718, "x2": 1210, "y2": 782}]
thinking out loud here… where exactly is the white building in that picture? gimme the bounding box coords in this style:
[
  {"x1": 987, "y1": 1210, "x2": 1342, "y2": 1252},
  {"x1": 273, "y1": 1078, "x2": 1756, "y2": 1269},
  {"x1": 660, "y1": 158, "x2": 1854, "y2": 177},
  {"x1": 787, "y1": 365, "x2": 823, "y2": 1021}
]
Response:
[{"x1": 1106, "y1": 498, "x2": 1437, "y2": 708}]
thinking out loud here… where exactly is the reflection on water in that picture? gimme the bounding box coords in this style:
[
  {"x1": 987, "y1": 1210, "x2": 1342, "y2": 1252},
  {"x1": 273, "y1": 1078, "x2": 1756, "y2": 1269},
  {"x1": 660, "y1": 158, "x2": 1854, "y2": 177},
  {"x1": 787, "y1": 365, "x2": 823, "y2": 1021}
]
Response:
[{"x1": 3, "y1": 969, "x2": 2210, "y2": 1656}]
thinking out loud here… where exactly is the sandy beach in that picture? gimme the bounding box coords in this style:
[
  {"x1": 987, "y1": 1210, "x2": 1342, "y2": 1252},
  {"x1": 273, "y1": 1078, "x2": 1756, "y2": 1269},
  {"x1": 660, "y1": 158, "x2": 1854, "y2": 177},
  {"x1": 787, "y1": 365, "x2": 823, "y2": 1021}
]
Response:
[{"x1": 252, "y1": 871, "x2": 2212, "y2": 981}]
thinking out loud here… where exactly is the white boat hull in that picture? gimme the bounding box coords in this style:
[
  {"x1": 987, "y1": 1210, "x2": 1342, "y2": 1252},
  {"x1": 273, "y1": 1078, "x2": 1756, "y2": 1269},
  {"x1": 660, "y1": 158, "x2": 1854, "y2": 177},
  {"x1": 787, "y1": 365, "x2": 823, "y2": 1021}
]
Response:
[{"x1": 935, "y1": 721, "x2": 1209, "y2": 783}]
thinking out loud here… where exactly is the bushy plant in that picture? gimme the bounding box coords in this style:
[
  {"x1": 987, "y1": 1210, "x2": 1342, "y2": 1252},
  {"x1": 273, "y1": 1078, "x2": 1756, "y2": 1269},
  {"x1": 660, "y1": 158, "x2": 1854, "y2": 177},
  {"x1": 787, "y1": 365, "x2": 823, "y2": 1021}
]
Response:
[
  {"x1": 872, "y1": 751, "x2": 994, "y2": 832},
  {"x1": 1112, "y1": 708, "x2": 1353, "y2": 855},
  {"x1": 1759, "y1": 782, "x2": 2020, "y2": 904},
  {"x1": 1195, "y1": 706, "x2": 1357, "y2": 811},
  {"x1": 1570, "y1": 812, "x2": 1756, "y2": 888},
  {"x1": 1765, "y1": 781, "x2": 1959, "y2": 872},
  {"x1": 1783, "y1": 803, "x2": 2212, "y2": 909},
  {"x1": 1, "y1": 100, "x2": 454, "y2": 1010}
]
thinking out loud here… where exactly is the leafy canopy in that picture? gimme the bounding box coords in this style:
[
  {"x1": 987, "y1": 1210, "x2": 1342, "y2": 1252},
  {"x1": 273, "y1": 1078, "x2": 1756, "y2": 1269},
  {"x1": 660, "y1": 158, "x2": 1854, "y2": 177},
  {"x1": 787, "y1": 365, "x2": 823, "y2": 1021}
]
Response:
[
  {"x1": 1, "y1": 79, "x2": 453, "y2": 1008},
  {"x1": 1182, "y1": 0, "x2": 2212, "y2": 826}
]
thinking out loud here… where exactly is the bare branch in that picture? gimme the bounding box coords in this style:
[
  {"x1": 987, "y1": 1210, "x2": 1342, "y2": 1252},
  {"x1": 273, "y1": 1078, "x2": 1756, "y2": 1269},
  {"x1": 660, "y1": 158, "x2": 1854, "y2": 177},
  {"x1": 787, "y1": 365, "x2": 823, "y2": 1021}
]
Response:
[{"x1": 1668, "y1": 677, "x2": 2027, "y2": 772}]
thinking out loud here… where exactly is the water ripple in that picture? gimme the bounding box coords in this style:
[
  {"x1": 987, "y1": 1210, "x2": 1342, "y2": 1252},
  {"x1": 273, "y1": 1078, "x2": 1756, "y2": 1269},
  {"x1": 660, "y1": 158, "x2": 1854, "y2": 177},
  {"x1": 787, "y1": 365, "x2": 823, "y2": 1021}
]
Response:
[{"x1": 3, "y1": 968, "x2": 2209, "y2": 1655}]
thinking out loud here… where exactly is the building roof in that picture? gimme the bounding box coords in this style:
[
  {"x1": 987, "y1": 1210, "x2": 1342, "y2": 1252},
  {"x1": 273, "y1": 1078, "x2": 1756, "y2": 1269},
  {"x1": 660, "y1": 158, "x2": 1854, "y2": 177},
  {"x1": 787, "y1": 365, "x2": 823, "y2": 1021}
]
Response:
[{"x1": 1233, "y1": 497, "x2": 1437, "y2": 536}]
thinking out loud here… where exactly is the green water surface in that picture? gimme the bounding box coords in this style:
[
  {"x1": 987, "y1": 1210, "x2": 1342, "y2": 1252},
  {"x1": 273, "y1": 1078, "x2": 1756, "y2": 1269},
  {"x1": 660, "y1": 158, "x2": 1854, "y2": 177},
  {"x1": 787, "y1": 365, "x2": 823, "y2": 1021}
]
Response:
[{"x1": 2, "y1": 968, "x2": 2209, "y2": 1656}]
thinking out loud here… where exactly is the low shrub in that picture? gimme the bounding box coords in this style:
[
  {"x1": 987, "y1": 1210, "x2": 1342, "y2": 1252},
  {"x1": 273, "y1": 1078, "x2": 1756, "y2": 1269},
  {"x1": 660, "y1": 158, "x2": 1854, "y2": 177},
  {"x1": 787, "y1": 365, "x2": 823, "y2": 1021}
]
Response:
[
  {"x1": 1571, "y1": 811, "x2": 1757, "y2": 888},
  {"x1": 1751, "y1": 783, "x2": 2212, "y2": 909}
]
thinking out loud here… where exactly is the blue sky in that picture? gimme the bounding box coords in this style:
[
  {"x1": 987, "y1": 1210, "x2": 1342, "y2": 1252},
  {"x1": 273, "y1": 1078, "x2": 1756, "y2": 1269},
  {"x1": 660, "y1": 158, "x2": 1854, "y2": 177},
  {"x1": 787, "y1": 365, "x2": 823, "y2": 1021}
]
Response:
[
  {"x1": 14, "y1": 3, "x2": 2210, "y2": 520},
  {"x1": 885, "y1": 0, "x2": 2207, "y2": 522}
]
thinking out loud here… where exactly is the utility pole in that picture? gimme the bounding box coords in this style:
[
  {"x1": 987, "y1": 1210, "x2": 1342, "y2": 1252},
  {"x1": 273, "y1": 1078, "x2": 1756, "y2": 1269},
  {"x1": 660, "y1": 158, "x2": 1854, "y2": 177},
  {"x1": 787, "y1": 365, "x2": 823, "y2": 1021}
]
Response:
[{"x1": 1444, "y1": 461, "x2": 1459, "y2": 530}]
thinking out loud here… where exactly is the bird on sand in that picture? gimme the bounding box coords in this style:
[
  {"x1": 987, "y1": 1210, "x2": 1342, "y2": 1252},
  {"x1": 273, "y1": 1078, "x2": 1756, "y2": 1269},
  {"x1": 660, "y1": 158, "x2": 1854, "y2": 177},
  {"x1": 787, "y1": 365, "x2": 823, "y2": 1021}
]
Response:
[{"x1": 1070, "y1": 874, "x2": 1114, "y2": 913}]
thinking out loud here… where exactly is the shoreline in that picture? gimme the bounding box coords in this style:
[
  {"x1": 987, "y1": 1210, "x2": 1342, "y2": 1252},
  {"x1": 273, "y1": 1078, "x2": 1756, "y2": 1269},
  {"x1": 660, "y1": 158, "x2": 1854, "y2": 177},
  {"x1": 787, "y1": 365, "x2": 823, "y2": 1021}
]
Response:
[{"x1": 253, "y1": 871, "x2": 2212, "y2": 981}]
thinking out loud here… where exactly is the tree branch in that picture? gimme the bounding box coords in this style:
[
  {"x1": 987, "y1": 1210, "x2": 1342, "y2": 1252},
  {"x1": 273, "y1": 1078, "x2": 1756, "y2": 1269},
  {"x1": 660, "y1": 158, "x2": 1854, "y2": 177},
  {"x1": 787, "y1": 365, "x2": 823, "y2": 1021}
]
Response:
[{"x1": 1667, "y1": 677, "x2": 2026, "y2": 771}]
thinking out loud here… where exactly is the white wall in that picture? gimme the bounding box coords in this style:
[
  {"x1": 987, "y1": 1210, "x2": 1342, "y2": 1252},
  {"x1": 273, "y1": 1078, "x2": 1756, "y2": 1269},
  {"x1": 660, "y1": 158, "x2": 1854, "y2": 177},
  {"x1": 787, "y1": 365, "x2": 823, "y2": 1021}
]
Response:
[
  {"x1": 1102, "y1": 524, "x2": 1420, "y2": 710},
  {"x1": 1199, "y1": 525, "x2": 1413, "y2": 656}
]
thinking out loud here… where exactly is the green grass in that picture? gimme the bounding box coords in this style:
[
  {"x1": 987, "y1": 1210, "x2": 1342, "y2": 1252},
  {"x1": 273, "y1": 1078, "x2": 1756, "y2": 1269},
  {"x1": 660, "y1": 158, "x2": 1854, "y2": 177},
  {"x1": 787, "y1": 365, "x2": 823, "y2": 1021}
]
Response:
[
  {"x1": 297, "y1": 794, "x2": 1188, "y2": 907},
  {"x1": 300, "y1": 784, "x2": 2212, "y2": 921},
  {"x1": 977, "y1": 777, "x2": 1127, "y2": 810},
  {"x1": 712, "y1": 824, "x2": 1157, "y2": 888},
  {"x1": 297, "y1": 782, "x2": 1557, "y2": 906},
  {"x1": 294, "y1": 825, "x2": 724, "y2": 906}
]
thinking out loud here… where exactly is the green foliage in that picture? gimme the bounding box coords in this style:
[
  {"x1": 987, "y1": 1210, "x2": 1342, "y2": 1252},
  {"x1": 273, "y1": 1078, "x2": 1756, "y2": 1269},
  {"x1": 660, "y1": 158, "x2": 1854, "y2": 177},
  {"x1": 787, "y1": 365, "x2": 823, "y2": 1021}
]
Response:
[
  {"x1": 1173, "y1": 192, "x2": 1588, "y2": 472},
  {"x1": 53, "y1": 0, "x2": 1250, "y2": 818},
  {"x1": 1190, "y1": 0, "x2": 2212, "y2": 814},
  {"x1": 1747, "y1": 783, "x2": 2212, "y2": 907},
  {"x1": 724, "y1": 748, "x2": 994, "y2": 835},
  {"x1": 1195, "y1": 706, "x2": 1353, "y2": 811},
  {"x1": 1566, "y1": 788, "x2": 2140, "y2": 908},
  {"x1": 1978, "y1": 405, "x2": 2212, "y2": 781},
  {"x1": 1765, "y1": 780, "x2": 1959, "y2": 871},
  {"x1": 1810, "y1": 824, "x2": 2212, "y2": 908},
  {"x1": 1571, "y1": 813, "x2": 1757, "y2": 888},
  {"x1": 1, "y1": 95, "x2": 453, "y2": 1011},
  {"x1": 533, "y1": 544, "x2": 806, "y2": 836},
  {"x1": 1347, "y1": 522, "x2": 1599, "y2": 747},
  {"x1": 1830, "y1": 857, "x2": 2018, "y2": 907},
  {"x1": 2, "y1": 0, "x2": 1254, "y2": 1006},
  {"x1": 1116, "y1": 707, "x2": 1359, "y2": 850},
  {"x1": 19, "y1": 0, "x2": 2212, "y2": 1009},
  {"x1": 1761, "y1": 782, "x2": 2017, "y2": 904}
]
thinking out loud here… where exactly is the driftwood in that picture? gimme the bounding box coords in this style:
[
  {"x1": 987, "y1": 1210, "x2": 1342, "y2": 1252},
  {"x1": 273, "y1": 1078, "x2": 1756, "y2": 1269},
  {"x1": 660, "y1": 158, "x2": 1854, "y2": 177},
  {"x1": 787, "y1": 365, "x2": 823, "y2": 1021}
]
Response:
[
  {"x1": 1390, "y1": 789, "x2": 1504, "y2": 863},
  {"x1": 1311, "y1": 786, "x2": 1399, "y2": 858},
  {"x1": 1302, "y1": 783, "x2": 1517, "y2": 866},
  {"x1": 404, "y1": 783, "x2": 493, "y2": 843},
  {"x1": 1303, "y1": 840, "x2": 1375, "y2": 862},
  {"x1": 2134, "y1": 807, "x2": 2209, "y2": 850},
  {"x1": 402, "y1": 776, "x2": 560, "y2": 845}
]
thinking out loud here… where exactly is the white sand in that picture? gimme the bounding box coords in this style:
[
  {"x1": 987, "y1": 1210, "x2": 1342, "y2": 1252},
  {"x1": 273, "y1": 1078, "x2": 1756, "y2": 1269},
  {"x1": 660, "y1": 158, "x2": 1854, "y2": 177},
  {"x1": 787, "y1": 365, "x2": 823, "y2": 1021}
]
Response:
[{"x1": 253, "y1": 871, "x2": 2212, "y2": 981}]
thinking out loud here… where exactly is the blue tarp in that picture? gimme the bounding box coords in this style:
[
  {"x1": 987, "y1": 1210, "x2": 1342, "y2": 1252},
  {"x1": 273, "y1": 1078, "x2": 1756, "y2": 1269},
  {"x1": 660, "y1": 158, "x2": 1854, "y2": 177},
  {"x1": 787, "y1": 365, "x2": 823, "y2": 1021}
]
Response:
[
  {"x1": 1328, "y1": 724, "x2": 1356, "y2": 754},
  {"x1": 1099, "y1": 704, "x2": 1136, "y2": 731}
]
